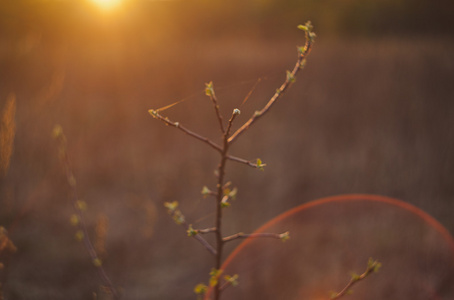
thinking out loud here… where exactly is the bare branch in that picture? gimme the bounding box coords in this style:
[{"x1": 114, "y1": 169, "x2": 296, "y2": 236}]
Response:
[
  {"x1": 196, "y1": 227, "x2": 217, "y2": 234},
  {"x1": 149, "y1": 110, "x2": 222, "y2": 153},
  {"x1": 206, "y1": 81, "x2": 225, "y2": 133},
  {"x1": 165, "y1": 203, "x2": 217, "y2": 256},
  {"x1": 228, "y1": 24, "x2": 315, "y2": 144},
  {"x1": 192, "y1": 233, "x2": 217, "y2": 256},
  {"x1": 223, "y1": 231, "x2": 289, "y2": 243},
  {"x1": 225, "y1": 154, "x2": 260, "y2": 168}
]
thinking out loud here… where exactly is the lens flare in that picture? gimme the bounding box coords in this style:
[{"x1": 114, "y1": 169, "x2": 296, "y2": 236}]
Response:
[{"x1": 206, "y1": 194, "x2": 454, "y2": 299}]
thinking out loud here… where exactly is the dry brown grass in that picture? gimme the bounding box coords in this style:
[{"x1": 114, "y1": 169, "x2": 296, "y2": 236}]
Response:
[{"x1": 1, "y1": 34, "x2": 454, "y2": 298}]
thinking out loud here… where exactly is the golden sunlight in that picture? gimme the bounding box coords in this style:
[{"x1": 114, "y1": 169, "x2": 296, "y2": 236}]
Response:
[{"x1": 90, "y1": 0, "x2": 122, "y2": 10}]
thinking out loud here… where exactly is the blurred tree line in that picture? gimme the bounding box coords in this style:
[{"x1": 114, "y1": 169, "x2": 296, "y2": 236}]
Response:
[{"x1": 1, "y1": 0, "x2": 454, "y2": 43}]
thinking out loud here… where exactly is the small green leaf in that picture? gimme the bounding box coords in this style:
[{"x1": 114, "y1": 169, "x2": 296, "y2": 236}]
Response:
[
  {"x1": 223, "y1": 188, "x2": 231, "y2": 196},
  {"x1": 297, "y1": 45, "x2": 306, "y2": 55},
  {"x1": 280, "y1": 231, "x2": 290, "y2": 242},
  {"x1": 297, "y1": 24, "x2": 308, "y2": 31},
  {"x1": 93, "y1": 258, "x2": 102, "y2": 267},
  {"x1": 209, "y1": 268, "x2": 223, "y2": 287},
  {"x1": 201, "y1": 186, "x2": 211, "y2": 197},
  {"x1": 224, "y1": 274, "x2": 239, "y2": 287},
  {"x1": 368, "y1": 258, "x2": 382, "y2": 273},
  {"x1": 148, "y1": 109, "x2": 158, "y2": 117},
  {"x1": 205, "y1": 81, "x2": 214, "y2": 97},
  {"x1": 228, "y1": 187, "x2": 238, "y2": 200},
  {"x1": 373, "y1": 262, "x2": 382, "y2": 273},
  {"x1": 52, "y1": 125, "x2": 64, "y2": 139},
  {"x1": 286, "y1": 70, "x2": 296, "y2": 83},
  {"x1": 164, "y1": 201, "x2": 178, "y2": 212},
  {"x1": 350, "y1": 272, "x2": 360, "y2": 282},
  {"x1": 69, "y1": 214, "x2": 79, "y2": 226},
  {"x1": 75, "y1": 230, "x2": 84, "y2": 241},
  {"x1": 304, "y1": 21, "x2": 313, "y2": 32},
  {"x1": 309, "y1": 31, "x2": 317, "y2": 41},
  {"x1": 187, "y1": 224, "x2": 198, "y2": 237},
  {"x1": 194, "y1": 283, "x2": 208, "y2": 295},
  {"x1": 76, "y1": 200, "x2": 87, "y2": 211},
  {"x1": 172, "y1": 210, "x2": 185, "y2": 225},
  {"x1": 221, "y1": 201, "x2": 231, "y2": 208},
  {"x1": 256, "y1": 158, "x2": 266, "y2": 171}
]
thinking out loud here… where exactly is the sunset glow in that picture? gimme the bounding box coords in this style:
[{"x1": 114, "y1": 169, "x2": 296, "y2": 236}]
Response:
[{"x1": 90, "y1": 0, "x2": 122, "y2": 10}]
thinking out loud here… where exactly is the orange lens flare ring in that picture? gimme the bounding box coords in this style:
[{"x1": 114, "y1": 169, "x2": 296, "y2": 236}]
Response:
[
  {"x1": 205, "y1": 194, "x2": 454, "y2": 299},
  {"x1": 225, "y1": 194, "x2": 454, "y2": 267}
]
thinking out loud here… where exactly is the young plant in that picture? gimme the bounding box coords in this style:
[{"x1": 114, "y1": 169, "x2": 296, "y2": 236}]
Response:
[
  {"x1": 149, "y1": 22, "x2": 316, "y2": 300},
  {"x1": 53, "y1": 125, "x2": 119, "y2": 299},
  {"x1": 53, "y1": 22, "x2": 379, "y2": 300}
]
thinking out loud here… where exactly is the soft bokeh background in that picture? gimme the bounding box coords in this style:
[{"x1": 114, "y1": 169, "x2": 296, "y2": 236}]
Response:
[{"x1": 1, "y1": 0, "x2": 454, "y2": 299}]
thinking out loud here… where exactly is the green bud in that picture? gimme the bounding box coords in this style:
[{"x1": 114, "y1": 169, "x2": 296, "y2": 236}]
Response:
[
  {"x1": 280, "y1": 231, "x2": 290, "y2": 242},
  {"x1": 350, "y1": 272, "x2": 360, "y2": 282},
  {"x1": 164, "y1": 201, "x2": 178, "y2": 212},
  {"x1": 93, "y1": 258, "x2": 102, "y2": 267},
  {"x1": 209, "y1": 268, "x2": 223, "y2": 287},
  {"x1": 224, "y1": 274, "x2": 239, "y2": 287},
  {"x1": 76, "y1": 200, "x2": 87, "y2": 211},
  {"x1": 172, "y1": 210, "x2": 185, "y2": 225},
  {"x1": 205, "y1": 81, "x2": 214, "y2": 97},
  {"x1": 256, "y1": 158, "x2": 266, "y2": 171},
  {"x1": 187, "y1": 224, "x2": 197, "y2": 237},
  {"x1": 148, "y1": 109, "x2": 158, "y2": 118},
  {"x1": 52, "y1": 125, "x2": 64, "y2": 139},
  {"x1": 194, "y1": 283, "x2": 208, "y2": 295},
  {"x1": 286, "y1": 70, "x2": 296, "y2": 83},
  {"x1": 297, "y1": 25, "x2": 308, "y2": 32},
  {"x1": 201, "y1": 186, "x2": 211, "y2": 197}
]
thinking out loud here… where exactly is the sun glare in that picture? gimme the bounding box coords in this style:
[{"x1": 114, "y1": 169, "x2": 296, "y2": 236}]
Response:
[{"x1": 90, "y1": 0, "x2": 122, "y2": 10}]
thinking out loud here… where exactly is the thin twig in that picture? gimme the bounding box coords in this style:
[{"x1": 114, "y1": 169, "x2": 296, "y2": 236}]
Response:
[
  {"x1": 228, "y1": 25, "x2": 315, "y2": 144},
  {"x1": 196, "y1": 227, "x2": 217, "y2": 234},
  {"x1": 149, "y1": 110, "x2": 222, "y2": 153},
  {"x1": 206, "y1": 81, "x2": 225, "y2": 133},
  {"x1": 223, "y1": 231, "x2": 288, "y2": 243},
  {"x1": 225, "y1": 154, "x2": 260, "y2": 168},
  {"x1": 165, "y1": 207, "x2": 217, "y2": 256},
  {"x1": 192, "y1": 232, "x2": 217, "y2": 256},
  {"x1": 330, "y1": 258, "x2": 381, "y2": 300},
  {"x1": 226, "y1": 109, "x2": 240, "y2": 137}
]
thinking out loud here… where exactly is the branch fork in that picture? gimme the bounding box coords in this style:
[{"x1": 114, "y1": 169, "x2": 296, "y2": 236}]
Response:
[{"x1": 150, "y1": 22, "x2": 316, "y2": 300}]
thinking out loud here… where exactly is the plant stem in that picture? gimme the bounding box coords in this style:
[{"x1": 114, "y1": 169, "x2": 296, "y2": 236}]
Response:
[
  {"x1": 214, "y1": 154, "x2": 226, "y2": 300},
  {"x1": 53, "y1": 127, "x2": 119, "y2": 299},
  {"x1": 228, "y1": 28, "x2": 314, "y2": 144},
  {"x1": 213, "y1": 110, "x2": 239, "y2": 300}
]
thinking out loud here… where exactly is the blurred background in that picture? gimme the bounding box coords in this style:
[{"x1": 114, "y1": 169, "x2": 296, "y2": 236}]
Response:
[{"x1": 1, "y1": 0, "x2": 454, "y2": 299}]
